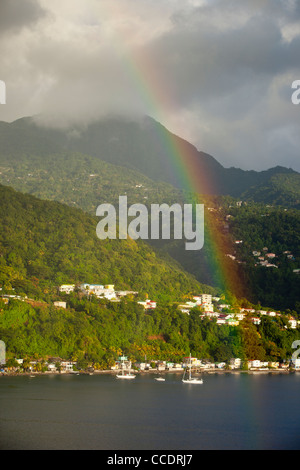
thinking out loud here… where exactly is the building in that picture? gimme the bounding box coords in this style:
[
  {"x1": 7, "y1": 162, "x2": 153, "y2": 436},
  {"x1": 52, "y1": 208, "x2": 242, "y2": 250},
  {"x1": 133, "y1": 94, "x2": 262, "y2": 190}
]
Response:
[
  {"x1": 59, "y1": 284, "x2": 75, "y2": 294},
  {"x1": 116, "y1": 291, "x2": 138, "y2": 297},
  {"x1": 235, "y1": 313, "x2": 245, "y2": 321},
  {"x1": 288, "y1": 318, "x2": 297, "y2": 329},
  {"x1": 249, "y1": 360, "x2": 261, "y2": 368},
  {"x1": 226, "y1": 318, "x2": 239, "y2": 326},
  {"x1": 230, "y1": 358, "x2": 242, "y2": 369},
  {"x1": 80, "y1": 284, "x2": 116, "y2": 300},
  {"x1": 258, "y1": 310, "x2": 267, "y2": 315},
  {"x1": 193, "y1": 294, "x2": 214, "y2": 312},
  {"x1": 138, "y1": 300, "x2": 156, "y2": 309},
  {"x1": 53, "y1": 301, "x2": 67, "y2": 309},
  {"x1": 199, "y1": 294, "x2": 212, "y2": 304},
  {"x1": 182, "y1": 357, "x2": 201, "y2": 368},
  {"x1": 292, "y1": 358, "x2": 300, "y2": 369}
]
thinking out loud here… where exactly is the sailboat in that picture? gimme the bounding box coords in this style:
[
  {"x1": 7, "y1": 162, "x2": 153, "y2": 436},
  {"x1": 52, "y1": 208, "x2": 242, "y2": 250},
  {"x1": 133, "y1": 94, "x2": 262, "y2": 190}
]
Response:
[
  {"x1": 182, "y1": 354, "x2": 203, "y2": 384},
  {"x1": 154, "y1": 375, "x2": 165, "y2": 382},
  {"x1": 116, "y1": 356, "x2": 136, "y2": 379}
]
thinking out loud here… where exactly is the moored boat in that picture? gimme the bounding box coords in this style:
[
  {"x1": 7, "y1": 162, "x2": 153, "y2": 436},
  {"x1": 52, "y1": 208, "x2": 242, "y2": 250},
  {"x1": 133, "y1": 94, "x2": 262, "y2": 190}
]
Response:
[{"x1": 182, "y1": 354, "x2": 203, "y2": 384}]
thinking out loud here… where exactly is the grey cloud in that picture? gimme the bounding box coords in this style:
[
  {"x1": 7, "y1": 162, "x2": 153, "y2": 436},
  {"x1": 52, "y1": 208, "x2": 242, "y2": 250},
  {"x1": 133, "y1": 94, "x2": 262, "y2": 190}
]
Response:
[
  {"x1": 0, "y1": 0, "x2": 299, "y2": 171},
  {"x1": 146, "y1": 8, "x2": 300, "y2": 109},
  {"x1": 0, "y1": 0, "x2": 46, "y2": 34}
]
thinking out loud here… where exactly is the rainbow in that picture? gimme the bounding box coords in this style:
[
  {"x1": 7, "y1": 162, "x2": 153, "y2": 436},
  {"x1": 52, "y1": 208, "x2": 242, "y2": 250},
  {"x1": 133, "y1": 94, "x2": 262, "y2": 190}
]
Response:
[{"x1": 97, "y1": 3, "x2": 246, "y2": 299}]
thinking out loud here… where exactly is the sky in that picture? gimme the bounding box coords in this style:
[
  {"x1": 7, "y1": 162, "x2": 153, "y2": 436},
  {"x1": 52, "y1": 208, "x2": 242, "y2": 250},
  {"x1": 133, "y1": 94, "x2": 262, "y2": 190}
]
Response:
[{"x1": 0, "y1": 0, "x2": 300, "y2": 171}]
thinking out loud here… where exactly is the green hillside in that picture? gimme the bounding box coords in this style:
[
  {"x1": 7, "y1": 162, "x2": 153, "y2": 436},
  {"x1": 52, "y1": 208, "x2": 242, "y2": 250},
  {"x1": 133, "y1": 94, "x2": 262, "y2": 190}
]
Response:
[
  {"x1": 160, "y1": 198, "x2": 300, "y2": 311},
  {"x1": 0, "y1": 184, "x2": 212, "y2": 302},
  {"x1": 0, "y1": 151, "x2": 183, "y2": 213},
  {"x1": 0, "y1": 115, "x2": 299, "y2": 207},
  {"x1": 241, "y1": 172, "x2": 300, "y2": 209},
  {"x1": 0, "y1": 151, "x2": 299, "y2": 311},
  {"x1": 0, "y1": 115, "x2": 299, "y2": 312}
]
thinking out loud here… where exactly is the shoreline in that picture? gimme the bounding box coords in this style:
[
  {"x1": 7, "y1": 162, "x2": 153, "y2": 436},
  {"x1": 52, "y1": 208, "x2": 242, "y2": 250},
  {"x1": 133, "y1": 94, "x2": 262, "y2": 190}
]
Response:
[{"x1": 0, "y1": 368, "x2": 295, "y2": 377}]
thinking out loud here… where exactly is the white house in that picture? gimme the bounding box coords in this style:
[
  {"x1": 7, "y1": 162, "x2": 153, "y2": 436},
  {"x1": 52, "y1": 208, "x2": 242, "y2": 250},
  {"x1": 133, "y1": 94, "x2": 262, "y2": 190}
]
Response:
[
  {"x1": 218, "y1": 304, "x2": 230, "y2": 310},
  {"x1": 288, "y1": 318, "x2": 297, "y2": 329},
  {"x1": 258, "y1": 310, "x2": 267, "y2": 315},
  {"x1": 80, "y1": 284, "x2": 116, "y2": 300},
  {"x1": 204, "y1": 311, "x2": 219, "y2": 318},
  {"x1": 59, "y1": 284, "x2": 75, "y2": 294},
  {"x1": 60, "y1": 361, "x2": 76, "y2": 372},
  {"x1": 235, "y1": 312, "x2": 245, "y2": 321},
  {"x1": 216, "y1": 362, "x2": 226, "y2": 369},
  {"x1": 54, "y1": 301, "x2": 67, "y2": 309},
  {"x1": 116, "y1": 291, "x2": 138, "y2": 297},
  {"x1": 249, "y1": 360, "x2": 261, "y2": 368},
  {"x1": 201, "y1": 294, "x2": 212, "y2": 303},
  {"x1": 230, "y1": 358, "x2": 242, "y2": 369},
  {"x1": 138, "y1": 300, "x2": 156, "y2": 309},
  {"x1": 292, "y1": 358, "x2": 300, "y2": 369}
]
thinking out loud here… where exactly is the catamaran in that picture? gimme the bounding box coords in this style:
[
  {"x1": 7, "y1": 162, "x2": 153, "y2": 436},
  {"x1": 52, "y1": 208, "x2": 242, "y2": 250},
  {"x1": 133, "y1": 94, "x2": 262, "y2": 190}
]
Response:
[
  {"x1": 182, "y1": 354, "x2": 203, "y2": 384},
  {"x1": 116, "y1": 356, "x2": 136, "y2": 379}
]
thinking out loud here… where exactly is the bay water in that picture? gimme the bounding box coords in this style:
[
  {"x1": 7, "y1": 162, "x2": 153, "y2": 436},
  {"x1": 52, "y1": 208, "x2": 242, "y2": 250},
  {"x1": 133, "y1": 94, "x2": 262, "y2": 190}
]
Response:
[{"x1": 1, "y1": 372, "x2": 300, "y2": 450}]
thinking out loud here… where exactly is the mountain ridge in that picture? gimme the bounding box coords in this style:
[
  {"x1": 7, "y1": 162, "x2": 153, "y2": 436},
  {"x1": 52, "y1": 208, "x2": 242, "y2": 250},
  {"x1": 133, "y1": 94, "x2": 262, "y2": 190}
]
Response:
[{"x1": 0, "y1": 115, "x2": 299, "y2": 207}]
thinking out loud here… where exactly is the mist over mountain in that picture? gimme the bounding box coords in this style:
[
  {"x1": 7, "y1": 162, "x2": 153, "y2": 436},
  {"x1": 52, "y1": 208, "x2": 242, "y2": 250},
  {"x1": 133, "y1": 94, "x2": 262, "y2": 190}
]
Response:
[{"x1": 0, "y1": 114, "x2": 299, "y2": 206}]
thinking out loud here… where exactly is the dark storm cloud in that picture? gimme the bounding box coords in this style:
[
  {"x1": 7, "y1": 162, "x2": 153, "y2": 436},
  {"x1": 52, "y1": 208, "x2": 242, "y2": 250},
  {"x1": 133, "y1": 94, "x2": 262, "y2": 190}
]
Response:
[
  {"x1": 0, "y1": 0, "x2": 46, "y2": 34},
  {"x1": 145, "y1": 3, "x2": 300, "y2": 107},
  {"x1": 0, "y1": 0, "x2": 299, "y2": 171}
]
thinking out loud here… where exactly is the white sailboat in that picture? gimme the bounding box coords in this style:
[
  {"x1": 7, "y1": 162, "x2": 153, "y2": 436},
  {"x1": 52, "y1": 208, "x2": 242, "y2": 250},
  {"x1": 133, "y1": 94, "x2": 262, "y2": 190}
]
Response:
[
  {"x1": 116, "y1": 356, "x2": 136, "y2": 379},
  {"x1": 154, "y1": 375, "x2": 165, "y2": 382},
  {"x1": 182, "y1": 354, "x2": 203, "y2": 384}
]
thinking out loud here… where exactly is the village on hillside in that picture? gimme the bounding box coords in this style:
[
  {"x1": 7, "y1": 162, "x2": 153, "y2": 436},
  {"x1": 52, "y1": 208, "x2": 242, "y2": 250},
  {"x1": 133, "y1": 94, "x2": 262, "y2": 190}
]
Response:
[
  {"x1": 56, "y1": 283, "x2": 300, "y2": 330},
  {"x1": 1, "y1": 282, "x2": 300, "y2": 376}
]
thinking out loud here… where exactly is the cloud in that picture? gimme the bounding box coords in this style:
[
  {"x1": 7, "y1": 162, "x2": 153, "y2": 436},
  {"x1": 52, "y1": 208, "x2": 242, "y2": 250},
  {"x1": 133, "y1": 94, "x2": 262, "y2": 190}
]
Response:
[
  {"x1": 0, "y1": 0, "x2": 299, "y2": 171},
  {"x1": 0, "y1": 0, "x2": 46, "y2": 34}
]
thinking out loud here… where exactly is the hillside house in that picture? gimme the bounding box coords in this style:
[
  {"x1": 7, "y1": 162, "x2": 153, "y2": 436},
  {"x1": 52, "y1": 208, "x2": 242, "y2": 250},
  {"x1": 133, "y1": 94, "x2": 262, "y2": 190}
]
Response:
[
  {"x1": 288, "y1": 318, "x2": 297, "y2": 329},
  {"x1": 59, "y1": 284, "x2": 75, "y2": 294},
  {"x1": 218, "y1": 304, "x2": 230, "y2": 309},
  {"x1": 292, "y1": 358, "x2": 300, "y2": 369},
  {"x1": 226, "y1": 318, "x2": 239, "y2": 326},
  {"x1": 230, "y1": 358, "x2": 242, "y2": 369},
  {"x1": 80, "y1": 284, "x2": 116, "y2": 300},
  {"x1": 53, "y1": 301, "x2": 67, "y2": 309},
  {"x1": 116, "y1": 291, "x2": 138, "y2": 297},
  {"x1": 138, "y1": 300, "x2": 156, "y2": 309}
]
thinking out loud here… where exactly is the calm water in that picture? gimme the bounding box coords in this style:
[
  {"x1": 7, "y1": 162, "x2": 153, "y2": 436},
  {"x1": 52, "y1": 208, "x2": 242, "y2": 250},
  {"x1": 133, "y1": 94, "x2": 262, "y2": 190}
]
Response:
[{"x1": 1, "y1": 372, "x2": 300, "y2": 450}]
